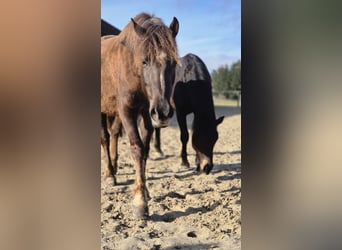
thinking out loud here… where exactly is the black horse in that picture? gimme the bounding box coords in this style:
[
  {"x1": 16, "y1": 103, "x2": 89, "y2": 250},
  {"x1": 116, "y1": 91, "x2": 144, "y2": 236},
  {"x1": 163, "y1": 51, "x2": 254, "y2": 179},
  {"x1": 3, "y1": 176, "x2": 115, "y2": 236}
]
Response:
[{"x1": 155, "y1": 53, "x2": 224, "y2": 174}]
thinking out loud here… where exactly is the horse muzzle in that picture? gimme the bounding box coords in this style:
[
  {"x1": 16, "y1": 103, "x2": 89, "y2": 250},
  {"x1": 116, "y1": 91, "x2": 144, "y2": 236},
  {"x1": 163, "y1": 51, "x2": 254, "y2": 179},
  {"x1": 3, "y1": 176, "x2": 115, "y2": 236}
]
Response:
[
  {"x1": 150, "y1": 105, "x2": 172, "y2": 128},
  {"x1": 151, "y1": 118, "x2": 169, "y2": 128},
  {"x1": 196, "y1": 158, "x2": 214, "y2": 175}
]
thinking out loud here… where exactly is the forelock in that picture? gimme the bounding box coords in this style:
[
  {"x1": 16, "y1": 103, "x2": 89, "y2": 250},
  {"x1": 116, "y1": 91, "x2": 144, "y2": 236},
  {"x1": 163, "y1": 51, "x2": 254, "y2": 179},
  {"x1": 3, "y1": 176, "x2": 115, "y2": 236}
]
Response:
[{"x1": 141, "y1": 24, "x2": 179, "y2": 64}]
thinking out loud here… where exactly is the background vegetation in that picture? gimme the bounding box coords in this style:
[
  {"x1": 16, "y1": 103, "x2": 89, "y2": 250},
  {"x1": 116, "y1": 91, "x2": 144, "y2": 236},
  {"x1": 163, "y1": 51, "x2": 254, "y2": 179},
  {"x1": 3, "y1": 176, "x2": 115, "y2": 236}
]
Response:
[{"x1": 211, "y1": 60, "x2": 241, "y2": 100}]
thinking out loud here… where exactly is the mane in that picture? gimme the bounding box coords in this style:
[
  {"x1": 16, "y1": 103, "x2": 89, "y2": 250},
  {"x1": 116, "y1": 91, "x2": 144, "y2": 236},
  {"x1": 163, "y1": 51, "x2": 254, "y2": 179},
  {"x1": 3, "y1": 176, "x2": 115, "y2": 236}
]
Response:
[{"x1": 118, "y1": 12, "x2": 179, "y2": 64}]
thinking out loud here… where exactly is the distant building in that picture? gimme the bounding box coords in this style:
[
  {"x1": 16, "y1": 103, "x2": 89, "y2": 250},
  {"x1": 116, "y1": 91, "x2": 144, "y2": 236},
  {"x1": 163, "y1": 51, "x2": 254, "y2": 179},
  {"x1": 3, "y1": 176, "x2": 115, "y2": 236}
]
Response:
[{"x1": 101, "y1": 19, "x2": 120, "y2": 36}]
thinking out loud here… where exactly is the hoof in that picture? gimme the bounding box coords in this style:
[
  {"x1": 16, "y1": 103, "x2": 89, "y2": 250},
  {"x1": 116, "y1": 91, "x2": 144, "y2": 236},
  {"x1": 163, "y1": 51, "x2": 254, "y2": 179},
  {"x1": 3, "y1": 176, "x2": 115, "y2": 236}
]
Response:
[
  {"x1": 156, "y1": 150, "x2": 164, "y2": 157},
  {"x1": 195, "y1": 164, "x2": 200, "y2": 172},
  {"x1": 203, "y1": 164, "x2": 213, "y2": 175},
  {"x1": 104, "y1": 176, "x2": 116, "y2": 186},
  {"x1": 132, "y1": 204, "x2": 149, "y2": 219}
]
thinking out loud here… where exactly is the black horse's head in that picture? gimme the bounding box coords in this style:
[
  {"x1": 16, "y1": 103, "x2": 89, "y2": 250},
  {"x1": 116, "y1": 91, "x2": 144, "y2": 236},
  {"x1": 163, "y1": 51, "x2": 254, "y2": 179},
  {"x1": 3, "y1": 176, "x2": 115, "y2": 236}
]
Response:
[{"x1": 192, "y1": 116, "x2": 224, "y2": 174}]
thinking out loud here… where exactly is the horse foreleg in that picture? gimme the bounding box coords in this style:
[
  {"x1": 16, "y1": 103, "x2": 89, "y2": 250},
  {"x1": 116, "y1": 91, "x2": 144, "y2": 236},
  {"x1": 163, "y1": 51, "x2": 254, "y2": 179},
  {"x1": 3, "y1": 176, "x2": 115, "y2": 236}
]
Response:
[
  {"x1": 139, "y1": 112, "x2": 153, "y2": 200},
  {"x1": 120, "y1": 111, "x2": 149, "y2": 219},
  {"x1": 176, "y1": 112, "x2": 190, "y2": 167},
  {"x1": 101, "y1": 113, "x2": 116, "y2": 185},
  {"x1": 139, "y1": 112, "x2": 153, "y2": 172},
  {"x1": 153, "y1": 128, "x2": 164, "y2": 156}
]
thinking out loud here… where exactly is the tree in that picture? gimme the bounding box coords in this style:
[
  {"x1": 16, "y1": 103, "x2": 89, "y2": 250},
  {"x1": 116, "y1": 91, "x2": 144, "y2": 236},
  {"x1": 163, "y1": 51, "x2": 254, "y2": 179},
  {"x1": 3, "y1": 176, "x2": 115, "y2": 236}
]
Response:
[
  {"x1": 212, "y1": 64, "x2": 230, "y2": 98},
  {"x1": 229, "y1": 60, "x2": 241, "y2": 99},
  {"x1": 211, "y1": 60, "x2": 241, "y2": 99}
]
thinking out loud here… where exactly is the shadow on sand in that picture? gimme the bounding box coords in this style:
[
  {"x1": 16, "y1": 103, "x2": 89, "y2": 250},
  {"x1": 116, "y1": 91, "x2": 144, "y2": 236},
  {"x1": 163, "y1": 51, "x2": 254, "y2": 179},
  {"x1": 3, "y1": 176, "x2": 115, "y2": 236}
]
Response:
[
  {"x1": 162, "y1": 243, "x2": 218, "y2": 250},
  {"x1": 150, "y1": 201, "x2": 220, "y2": 223}
]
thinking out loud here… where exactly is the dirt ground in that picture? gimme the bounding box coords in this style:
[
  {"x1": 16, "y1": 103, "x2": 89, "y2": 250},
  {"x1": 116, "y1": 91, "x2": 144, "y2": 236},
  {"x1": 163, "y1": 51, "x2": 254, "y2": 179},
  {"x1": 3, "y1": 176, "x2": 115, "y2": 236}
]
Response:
[{"x1": 101, "y1": 110, "x2": 241, "y2": 250}]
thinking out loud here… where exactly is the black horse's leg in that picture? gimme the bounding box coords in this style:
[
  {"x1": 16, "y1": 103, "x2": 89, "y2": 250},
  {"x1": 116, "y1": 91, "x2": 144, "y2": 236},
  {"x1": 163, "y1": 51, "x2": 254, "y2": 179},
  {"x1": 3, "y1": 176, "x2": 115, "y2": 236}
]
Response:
[
  {"x1": 176, "y1": 112, "x2": 190, "y2": 167},
  {"x1": 154, "y1": 127, "x2": 164, "y2": 156},
  {"x1": 119, "y1": 109, "x2": 148, "y2": 219},
  {"x1": 107, "y1": 115, "x2": 122, "y2": 182},
  {"x1": 195, "y1": 152, "x2": 200, "y2": 172},
  {"x1": 101, "y1": 113, "x2": 116, "y2": 185}
]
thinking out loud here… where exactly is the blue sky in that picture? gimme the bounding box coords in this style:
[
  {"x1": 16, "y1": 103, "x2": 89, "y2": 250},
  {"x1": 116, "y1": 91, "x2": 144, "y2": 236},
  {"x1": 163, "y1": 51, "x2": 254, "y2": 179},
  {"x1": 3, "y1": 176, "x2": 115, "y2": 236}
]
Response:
[{"x1": 101, "y1": 0, "x2": 241, "y2": 73}]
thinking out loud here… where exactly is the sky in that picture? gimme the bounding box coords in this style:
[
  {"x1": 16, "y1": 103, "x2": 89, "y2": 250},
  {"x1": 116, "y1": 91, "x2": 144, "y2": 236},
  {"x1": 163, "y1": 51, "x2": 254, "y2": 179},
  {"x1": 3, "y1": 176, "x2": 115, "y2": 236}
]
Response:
[{"x1": 101, "y1": 0, "x2": 240, "y2": 73}]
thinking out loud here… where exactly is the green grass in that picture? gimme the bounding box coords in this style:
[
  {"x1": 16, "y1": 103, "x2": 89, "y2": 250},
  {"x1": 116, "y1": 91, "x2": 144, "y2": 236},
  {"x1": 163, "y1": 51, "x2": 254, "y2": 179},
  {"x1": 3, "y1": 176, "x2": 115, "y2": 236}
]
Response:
[{"x1": 213, "y1": 97, "x2": 240, "y2": 107}]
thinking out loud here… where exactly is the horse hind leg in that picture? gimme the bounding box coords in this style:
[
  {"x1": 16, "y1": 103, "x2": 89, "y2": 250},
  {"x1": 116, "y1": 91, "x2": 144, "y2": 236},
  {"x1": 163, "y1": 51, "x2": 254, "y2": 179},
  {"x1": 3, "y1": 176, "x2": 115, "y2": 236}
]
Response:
[
  {"x1": 108, "y1": 115, "x2": 122, "y2": 178},
  {"x1": 101, "y1": 113, "x2": 116, "y2": 185}
]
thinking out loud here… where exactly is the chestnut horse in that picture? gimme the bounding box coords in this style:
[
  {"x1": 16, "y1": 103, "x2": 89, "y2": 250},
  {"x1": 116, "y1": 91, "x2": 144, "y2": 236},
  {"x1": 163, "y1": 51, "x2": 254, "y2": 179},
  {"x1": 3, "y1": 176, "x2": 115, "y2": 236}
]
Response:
[
  {"x1": 154, "y1": 53, "x2": 224, "y2": 174},
  {"x1": 101, "y1": 13, "x2": 179, "y2": 219}
]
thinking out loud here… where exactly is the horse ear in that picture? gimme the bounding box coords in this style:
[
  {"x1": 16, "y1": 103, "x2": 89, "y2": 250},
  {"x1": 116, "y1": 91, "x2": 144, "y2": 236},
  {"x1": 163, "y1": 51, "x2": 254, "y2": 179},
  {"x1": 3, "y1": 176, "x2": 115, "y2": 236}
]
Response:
[
  {"x1": 216, "y1": 116, "x2": 224, "y2": 126},
  {"x1": 131, "y1": 18, "x2": 146, "y2": 37},
  {"x1": 169, "y1": 17, "x2": 179, "y2": 37}
]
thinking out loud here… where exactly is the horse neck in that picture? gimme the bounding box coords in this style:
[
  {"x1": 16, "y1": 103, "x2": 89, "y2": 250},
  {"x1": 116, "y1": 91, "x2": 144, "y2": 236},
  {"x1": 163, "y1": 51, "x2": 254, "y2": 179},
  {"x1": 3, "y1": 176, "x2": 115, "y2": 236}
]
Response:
[
  {"x1": 111, "y1": 39, "x2": 142, "y2": 79},
  {"x1": 193, "y1": 104, "x2": 217, "y2": 131}
]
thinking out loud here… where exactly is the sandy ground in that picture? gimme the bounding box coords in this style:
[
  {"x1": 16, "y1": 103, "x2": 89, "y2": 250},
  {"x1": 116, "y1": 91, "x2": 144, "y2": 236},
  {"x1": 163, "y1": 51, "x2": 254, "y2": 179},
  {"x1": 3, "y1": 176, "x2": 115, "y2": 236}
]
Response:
[{"x1": 101, "y1": 111, "x2": 241, "y2": 250}]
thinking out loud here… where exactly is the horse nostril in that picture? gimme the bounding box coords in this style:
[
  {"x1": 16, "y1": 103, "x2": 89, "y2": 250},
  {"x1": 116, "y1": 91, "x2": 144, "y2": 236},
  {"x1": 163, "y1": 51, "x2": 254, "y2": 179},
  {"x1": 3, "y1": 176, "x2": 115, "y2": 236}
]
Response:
[
  {"x1": 151, "y1": 105, "x2": 170, "y2": 121},
  {"x1": 150, "y1": 107, "x2": 159, "y2": 121}
]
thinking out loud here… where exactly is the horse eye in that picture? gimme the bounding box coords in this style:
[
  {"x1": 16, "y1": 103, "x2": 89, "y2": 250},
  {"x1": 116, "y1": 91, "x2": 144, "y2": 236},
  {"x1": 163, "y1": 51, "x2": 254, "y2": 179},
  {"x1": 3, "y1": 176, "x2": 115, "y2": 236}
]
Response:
[{"x1": 142, "y1": 60, "x2": 148, "y2": 66}]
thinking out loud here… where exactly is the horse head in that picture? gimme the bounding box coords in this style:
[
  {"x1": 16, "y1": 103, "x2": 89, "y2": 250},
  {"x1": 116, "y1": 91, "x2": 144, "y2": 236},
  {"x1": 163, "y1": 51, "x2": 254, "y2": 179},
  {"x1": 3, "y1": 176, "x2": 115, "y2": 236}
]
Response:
[
  {"x1": 131, "y1": 15, "x2": 180, "y2": 128},
  {"x1": 192, "y1": 116, "x2": 224, "y2": 174}
]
